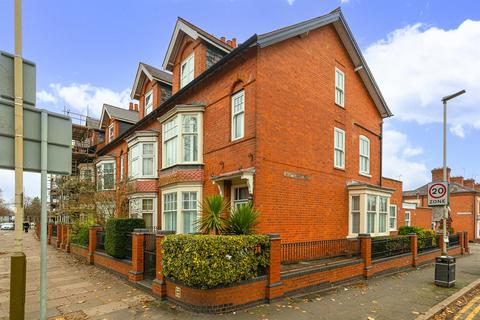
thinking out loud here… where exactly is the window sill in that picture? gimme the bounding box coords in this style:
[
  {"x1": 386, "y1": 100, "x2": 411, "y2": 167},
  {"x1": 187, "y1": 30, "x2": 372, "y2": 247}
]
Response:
[
  {"x1": 334, "y1": 166, "x2": 345, "y2": 172},
  {"x1": 335, "y1": 102, "x2": 345, "y2": 109},
  {"x1": 128, "y1": 176, "x2": 158, "y2": 181},
  {"x1": 359, "y1": 172, "x2": 372, "y2": 178},
  {"x1": 160, "y1": 163, "x2": 204, "y2": 171}
]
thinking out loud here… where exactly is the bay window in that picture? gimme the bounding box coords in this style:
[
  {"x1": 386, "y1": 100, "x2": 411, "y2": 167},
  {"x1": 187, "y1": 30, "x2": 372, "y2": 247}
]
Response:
[
  {"x1": 128, "y1": 142, "x2": 156, "y2": 179},
  {"x1": 367, "y1": 195, "x2": 376, "y2": 234},
  {"x1": 96, "y1": 161, "x2": 115, "y2": 191},
  {"x1": 359, "y1": 135, "x2": 370, "y2": 175},
  {"x1": 232, "y1": 90, "x2": 245, "y2": 141},
  {"x1": 350, "y1": 196, "x2": 360, "y2": 234},
  {"x1": 161, "y1": 185, "x2": 201, "y2": 234},
  {"x1": 160, "y1": 106, "x2": 203, "y2": 169},
  {"x1": 129, "y1": 195, "x2": 157, "y2": 227}
]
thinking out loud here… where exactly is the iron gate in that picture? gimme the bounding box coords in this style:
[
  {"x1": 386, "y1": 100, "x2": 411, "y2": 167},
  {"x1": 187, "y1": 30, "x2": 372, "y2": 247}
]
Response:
[{"x1": 143, "y1": 233, "x2": 157, "y2": 280}]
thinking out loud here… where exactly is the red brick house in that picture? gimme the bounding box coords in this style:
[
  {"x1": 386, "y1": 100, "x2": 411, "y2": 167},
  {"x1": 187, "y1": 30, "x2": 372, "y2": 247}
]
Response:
[
  {"x1": 94, "y1": 8, "x2": 409, "y2": 242},
  {"x1": 403, "y1": 168, "x2": 480, "y2": 242}
]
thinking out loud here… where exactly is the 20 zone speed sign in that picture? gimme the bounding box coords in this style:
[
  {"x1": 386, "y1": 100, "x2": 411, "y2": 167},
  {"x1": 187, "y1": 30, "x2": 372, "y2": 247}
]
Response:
[{"x1": 427, "y1": 182, "x2": 449, "y2": 206}]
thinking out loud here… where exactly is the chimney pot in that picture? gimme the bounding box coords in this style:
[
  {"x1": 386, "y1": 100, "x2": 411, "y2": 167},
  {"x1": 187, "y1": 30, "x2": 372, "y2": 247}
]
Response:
[
  {"x1": 231, "y1": 38, "x2": 237, "y2": 48},
  {"x1": 464, "y1": 178, "x2": 475, "y2": 189},
  {"x1": 220, "y1": 37, "x2": 226, "y2": 43},
  {"x1": 451, "y1": 176, "x2": 464, "y2": 186}
]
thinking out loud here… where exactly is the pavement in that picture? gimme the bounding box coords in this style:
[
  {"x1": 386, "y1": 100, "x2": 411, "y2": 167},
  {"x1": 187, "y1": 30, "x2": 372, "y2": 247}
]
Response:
[{"x1": 0, "y1": 230, "x2": 479, "y2": 320}]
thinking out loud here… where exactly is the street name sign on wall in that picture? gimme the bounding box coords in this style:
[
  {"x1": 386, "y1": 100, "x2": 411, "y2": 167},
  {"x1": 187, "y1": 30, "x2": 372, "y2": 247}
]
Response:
[{"x1": 427, "y1": 182, "x2": 449, "y2": 207}]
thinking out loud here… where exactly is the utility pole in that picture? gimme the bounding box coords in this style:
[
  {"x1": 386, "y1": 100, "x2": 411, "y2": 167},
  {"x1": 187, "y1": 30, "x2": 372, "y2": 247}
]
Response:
[{"x1": 10, "y1": 0, "x2": 26, "y2": 318}]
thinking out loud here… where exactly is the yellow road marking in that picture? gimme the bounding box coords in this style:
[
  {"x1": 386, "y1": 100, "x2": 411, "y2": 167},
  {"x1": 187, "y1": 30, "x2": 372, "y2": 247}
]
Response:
[
  {"x1": 454, "y1": 296, "x2": 480, "y2": 320},
  {"x1": 465, "y1": 303, "x2": 480, "y2": 320}
]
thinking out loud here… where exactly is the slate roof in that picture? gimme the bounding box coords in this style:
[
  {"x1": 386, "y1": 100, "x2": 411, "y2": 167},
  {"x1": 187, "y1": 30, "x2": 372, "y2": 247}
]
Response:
[
  {"x1": 101, "y1": 104, "x2": 139, "y2": 126},
  {"x1": 403, "y1": 182, "x2": 477, "y2": 197},
  {"x1": 140, "y1": 62, "x2": 172, "y2": 84},
  {"x1": 85, "y1": 117, "x2": 100, "y2": 129}
]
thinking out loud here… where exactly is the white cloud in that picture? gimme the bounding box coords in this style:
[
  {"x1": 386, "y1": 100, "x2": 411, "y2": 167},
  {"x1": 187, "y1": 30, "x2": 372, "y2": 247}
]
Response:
[
  {"x1": 39, "y1": 83, "x2": 131, "y2": 117},
  {"x1": 286, "y1": 0, "x2": 295, "y2": 5},
  {"x1": 365, "y1": 20, "x2": 480, "y2": 137},
  {"x1": 37, "y1": 90, "x2": 57, "y2": 103},
  {"x1": 340, "y1": 0, "x2": 350, "y2": 3},
  {"x1": 382, "y1": 129, "x2": 429, "y2": 190}
]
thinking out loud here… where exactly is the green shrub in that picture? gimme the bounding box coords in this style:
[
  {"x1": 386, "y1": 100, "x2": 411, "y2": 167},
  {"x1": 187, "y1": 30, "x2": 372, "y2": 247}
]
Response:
[
  {"x1": 70, "y1": 220, "x2": 91, "y2": 246},
  {"x1": 227, "y1": 203, "x2": 259, "y2": 235},
  {"x1": 105, "y1": 218, "x2": 145, "y2": 259},
  {"x1": 196, "y1": 195, "x2": 230, "y2": 235},
  {"x1": 398, "y1": 226, "x2": 422, "y2": 235},
  {"x1": 162, "y1": 234, "x2": 270, "y2": 289},
  {"x1": 399, "y1": 226, "x2": 436, "y2": 249}
]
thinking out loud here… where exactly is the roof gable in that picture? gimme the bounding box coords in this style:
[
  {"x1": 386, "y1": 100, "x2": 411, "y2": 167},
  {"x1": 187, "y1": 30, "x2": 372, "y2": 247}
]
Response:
[
  {"x1": 131, "y1": 62, "x2": 172, "y2": 100},
  {"x1": 162, "y1": 17, "x2": 233, "y2": 71},
  {"x1": 99, "y1": 104, "x2": 139, "y2": 129},
  {"x1": 256, "y1": 8, "x2": 392, "y2": 118}
]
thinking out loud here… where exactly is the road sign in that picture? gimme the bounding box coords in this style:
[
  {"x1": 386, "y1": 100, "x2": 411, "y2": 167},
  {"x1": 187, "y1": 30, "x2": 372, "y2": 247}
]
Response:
[
  {"x1": 0, "y1": 98, "x2": 72, "y2": 175},
  {"x1": 428, "y1": 181, "x2": 449, "y2": 207},
  {"x1": 0, "y1": 51, "x2": 36, "y2": 106}
]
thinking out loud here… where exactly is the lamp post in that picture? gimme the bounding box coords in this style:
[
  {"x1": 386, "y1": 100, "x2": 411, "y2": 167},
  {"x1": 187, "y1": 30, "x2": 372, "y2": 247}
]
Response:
[{"x1": 440, "y1": 89, "x2": 465, "y2": 255}]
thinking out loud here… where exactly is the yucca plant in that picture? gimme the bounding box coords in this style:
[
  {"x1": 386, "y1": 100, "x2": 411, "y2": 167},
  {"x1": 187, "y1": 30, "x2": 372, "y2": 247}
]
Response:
[
  {"x1": 196, "y1": 195, "x2": 230, "y2": 235},
  {"x1": 227, "y1": 203, "x2": 260, "y2": 235}
]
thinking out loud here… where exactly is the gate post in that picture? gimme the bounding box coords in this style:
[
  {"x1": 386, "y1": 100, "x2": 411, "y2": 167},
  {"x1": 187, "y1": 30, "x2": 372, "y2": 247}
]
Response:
[
  {"x1": 359, "y1": 234, "x2": 372, "y2": 278},
  {"x1": 47, "y1": 224, "x2": 52, "y2": 245},
  {"x1": 56, "y1": 224, "x2": 62, "y2": 248},
  {"x1": 266, "y1": 234, "x2": 284, "y2": 302},
  {"x1": 410, "y1": 233, "x2": 418, "y2": 267},
  {"x1": 464, "y1": 231, "x2": 470, "y2": 254},
  {"x1": 129, "y1": 229, "x2": 147, "y2": 282},
  {"x1": 88, "y1": 225, "x2": 102, "y2": 265},
  {"x1": 152, "y1": 231, "x2": 175, "y2": 299}
]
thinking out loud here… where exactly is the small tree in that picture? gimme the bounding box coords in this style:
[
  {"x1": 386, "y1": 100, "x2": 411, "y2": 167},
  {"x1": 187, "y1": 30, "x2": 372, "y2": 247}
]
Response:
[
  {"x1": 196, "y1": 195, "x2": 230, "y2": 235},
  {"x1": 226, "y1": 203, "x2": 260, "y2": 235}
]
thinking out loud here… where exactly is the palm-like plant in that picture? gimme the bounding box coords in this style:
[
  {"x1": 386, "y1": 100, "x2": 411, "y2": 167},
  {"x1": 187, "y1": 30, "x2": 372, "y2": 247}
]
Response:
[
  {"x1": 196, "y1": 195, "x2": 230, "y2": 235},
  {"x1": 227, "y1": 203, "x2": 260, "y2": 235}
]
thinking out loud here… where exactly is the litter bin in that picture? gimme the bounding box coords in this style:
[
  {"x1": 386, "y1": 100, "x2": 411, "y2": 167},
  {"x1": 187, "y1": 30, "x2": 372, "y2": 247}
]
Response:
[{"x1": 435, "y1": 256, "x2": 456, "y2": 288}]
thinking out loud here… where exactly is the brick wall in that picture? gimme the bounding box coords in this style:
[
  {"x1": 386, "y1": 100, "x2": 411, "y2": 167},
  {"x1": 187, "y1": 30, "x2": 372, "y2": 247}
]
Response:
[
  {"x1": 94, "y1": 252, "x2": 132, "y2": 278},
  {"x1": 70, "y1": 243, "x2": 89, "y2": 260},
  {"x1": 410, "y1": 207, "x2": 433, "y2": 229},
  {"x1": 382, "y1": 177, "x2": 405, "y2": 233}
]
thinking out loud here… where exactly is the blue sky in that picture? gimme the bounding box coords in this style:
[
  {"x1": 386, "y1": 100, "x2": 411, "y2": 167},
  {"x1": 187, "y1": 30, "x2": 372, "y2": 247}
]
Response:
[{"x1": 0, "y1": 0, "x2": 480, "y2": 204}]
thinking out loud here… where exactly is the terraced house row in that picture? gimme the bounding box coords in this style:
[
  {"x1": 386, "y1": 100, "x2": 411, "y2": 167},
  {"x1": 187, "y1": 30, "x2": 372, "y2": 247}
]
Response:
[{"x1": 78, "y1": 8, "x2": 414, "y2": 242}]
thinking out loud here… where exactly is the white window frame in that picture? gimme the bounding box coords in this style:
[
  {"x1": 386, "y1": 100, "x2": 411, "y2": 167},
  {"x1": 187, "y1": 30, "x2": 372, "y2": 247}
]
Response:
[
  {"x1": 348, "y1": 190, "x2": 391, "y2": 237},
  {"x1": 231, "y1": 90, "x2": 245, "y2": 141},
  {"x1": 96, "y1": 160, "x2": 115, "y2": 191},
  {"x1": 231, "y1": 184, "x2": 250, "y2": 209},
  {"x1": 128, "y1": 143, "x2": 157, "y2": 179},
  {"x1": 144, "y1": 90, "x2": 153, "y2": 115},
  {"x1": 129, "y1": 194, "x2": 157, "y2": 228},
  {"x1": 180, "y1": 53, "x2": 195, "y2": 88},
  {"x1": 120, "y1": 154, "x2": 124, "y2": 181},
  {"x1": 359, "y1": 135, "x2": 370, "y2": 176},
  {"x1": 108, "y1": 124, "x2": 114, "y2": 142},
  {"x1": 160, "y1": 108, "x2": 204, "y2": 169},
  {"x1": 389, "y1": 204, "x2": 397, "y2": 231},
  {"x1": 405, "y1": 211, "x2": 411, "y2": 226},
  {"x1": 350, "y1": 195, "x2": 360, "y2": 235},
  {"x1": 335, "y1": 68, "x2": 345, "y2": 107},
  {"x1": 378, "y1": 196, "x2": 388, "y2": 234},
  {"x1": 334, "y1": 127, "x2": 345, "y2": 169},
  {"x1": 161, "y1": 184, "x2": 202, "y2": 234}
]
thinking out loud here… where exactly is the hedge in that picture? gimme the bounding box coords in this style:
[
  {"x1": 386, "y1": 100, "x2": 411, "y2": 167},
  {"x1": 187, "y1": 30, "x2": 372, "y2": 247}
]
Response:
[
  {"x1": 162, "y1": 234, "x2": 270, "y2": 289},
  {"x1": 70, "y1": 221, "x2": 90, "y2": 247},
  {"x1": 398, "y1": 226, "x2": 436, "y2": 249},
  {"x1": 105, "y1": 218, "x2": 145, "y2": 259}
]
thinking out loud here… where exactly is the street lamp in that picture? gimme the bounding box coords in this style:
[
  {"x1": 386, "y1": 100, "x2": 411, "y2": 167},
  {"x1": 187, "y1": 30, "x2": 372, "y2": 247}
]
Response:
[
  {"x1": 440, "y1": 89, "x2": 465, "y2": 255},
  {"x1": 434, "y1": 89, "x2": 466, "y2": 289}
]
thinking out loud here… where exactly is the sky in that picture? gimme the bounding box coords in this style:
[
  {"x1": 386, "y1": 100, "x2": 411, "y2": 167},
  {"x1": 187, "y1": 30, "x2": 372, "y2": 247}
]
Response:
[{"x1": 0, "y1": 0, "x2": 479, "y2": 205}]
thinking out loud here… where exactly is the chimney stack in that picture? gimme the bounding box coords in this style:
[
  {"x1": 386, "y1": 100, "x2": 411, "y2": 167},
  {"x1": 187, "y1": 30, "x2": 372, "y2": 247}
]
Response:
[
  {"x1": 220, "y1": 36, "x2": 226, "y2": 43},
  {"x1": 227, "y1": 39, "x2": 232, "y2": 47},
  {"x1": 474, "y1": 183, "x2": 480, "y2": 192},
  {"x1": 450, "y1": 176, "x2": 464, "y2": 186},
  {"x1": 431, "y1": 167, "x2": 451, "y2": 182},
  {"x1": 464, "y1": 178, "x2": 475, "y2": 189},
  {"x1": 133, "y1": 103, "x2": 139, "y2": 111},
  {"x1": 129, "y1": 102, "x2": 134, "y2": 110},
  {"x1": 231, "y1": 38, "x2": 237, "y2": 48}
]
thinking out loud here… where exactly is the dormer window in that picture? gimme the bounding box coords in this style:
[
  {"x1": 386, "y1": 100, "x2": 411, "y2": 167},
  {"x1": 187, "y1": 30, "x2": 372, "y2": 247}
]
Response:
[
  {"x1": 145, "y1": 90, "x2": 153, "y2": 115},
  {"x1": 180, "y1": 53, "x2": 194, "y2": 88}
]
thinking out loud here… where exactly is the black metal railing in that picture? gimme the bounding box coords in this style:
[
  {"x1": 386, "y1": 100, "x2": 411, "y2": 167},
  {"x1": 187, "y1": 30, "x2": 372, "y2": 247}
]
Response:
[
  {"x1": 125, "y1": 233, "x2": 132, "y2": 261},
  {"x1": 281, "y1": 239, "x2": 361, "y2": 264},
  {"x1": 52, "y1": 225, "x2": 57, "y2": 237},
  {"x1": 371, "y1": 236, "x2": 411, "y2": 260},
  {"x1": 448, "y1": 234, "x2": 460, "y2": 247},
  {"x1": 96, "y1": 230, "x2": 105, "y2": 252},
  {"x1": 143, "y1": 233, "x2": 157, "y2": 279},
  {"x1": 418, "y1": 236, "x2": 437, "y2": 253}
]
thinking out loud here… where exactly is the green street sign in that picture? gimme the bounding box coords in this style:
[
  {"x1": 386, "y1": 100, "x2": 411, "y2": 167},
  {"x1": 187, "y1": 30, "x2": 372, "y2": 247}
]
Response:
[{"x1": 0, "y1": 51, "x2": 36, "y2": 106}]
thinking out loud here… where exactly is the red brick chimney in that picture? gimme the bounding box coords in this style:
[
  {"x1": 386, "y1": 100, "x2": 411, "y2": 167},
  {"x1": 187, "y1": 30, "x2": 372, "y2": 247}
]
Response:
[
  {"x1": 220, "y1": 36, "x2": 226, "y2": 43},
  {"x1": 133, "y1": 103, "x2": 139, "y2": 111},
  {"x1": 231, "y1": 38, "x2": 237, "y2": 48},
  {"x1": 227, "y1": 40, "x2": 232, "y2": 47},
  {"x1": 431, "y1": 167, "x2": 451, "y2": 182},
  {"x1": 464, "y1": 179, "x2": 475, "y2": 189},
  {"x1": 129, "y1": 102, "x2": 134, "y2": 110},
  {"x1": 450, "y1": 176, "x2": 464, "y2": 186}
]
